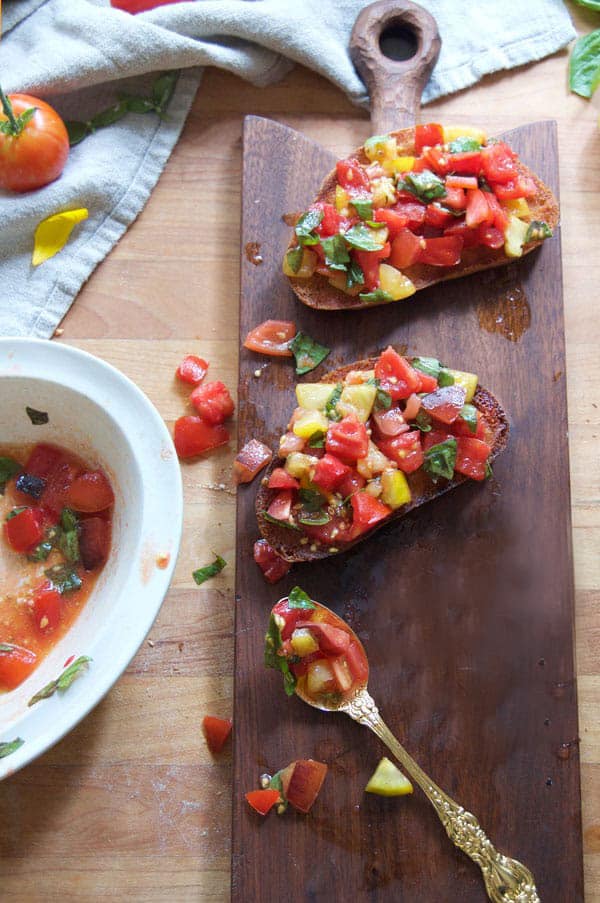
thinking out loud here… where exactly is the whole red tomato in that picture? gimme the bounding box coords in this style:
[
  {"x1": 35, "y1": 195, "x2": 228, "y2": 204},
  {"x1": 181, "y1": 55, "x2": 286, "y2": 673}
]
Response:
[{"x1": 0, "y1": 92, "x2": 70, "y2": 193}]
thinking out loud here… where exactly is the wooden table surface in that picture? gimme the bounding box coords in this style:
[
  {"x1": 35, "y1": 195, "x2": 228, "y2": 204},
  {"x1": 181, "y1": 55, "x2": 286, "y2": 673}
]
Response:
[{"x1": 2, "y1": 9, "x2": 599, "y2": 900}]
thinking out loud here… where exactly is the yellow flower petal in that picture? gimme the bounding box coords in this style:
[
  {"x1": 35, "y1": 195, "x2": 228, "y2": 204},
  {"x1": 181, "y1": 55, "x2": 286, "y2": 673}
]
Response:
[{"x1": 32, "y1": 208, "x2": 89, "y2": 267}]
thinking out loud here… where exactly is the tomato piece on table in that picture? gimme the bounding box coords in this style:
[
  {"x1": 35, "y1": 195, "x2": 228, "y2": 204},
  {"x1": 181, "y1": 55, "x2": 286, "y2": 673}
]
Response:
[
  {"x1": 244, "y1": 320, "x2": 296, "y2": 357},
  {"x1": 253, "y1": 539, "x2": 291, "y2": 584},
  {"x1": 176, "y1": 354, "x2": 208, "y2": 386},
  {"x1": 417, "y1": 235, "x2": 463, "y2": 267},
  {"x1": 389, "y1": 229, "x2": 422, "y2": 269},
  {"x1": 174, "y1": 415, "x2": 229, "y2": 459},
  {"x1": 351, "y1": 492, "x2": 391, "y2": 531},
  {"x1": 202, "y1": 715, "x2": 233, "y2": 754},
  {"x1": 421, "y1": 385, "x2": 467, "y2": 425},
  {"x1": 325, "y1": 416, "x2": 369, "y2": 463},
  {"x1": 66, "y1": 470, "x2": 114, "y2": 513},
  {"x1": 233, "y1": 439, "x2": 272, "y2": 484},
  {"x1": 190, "y1": 381, "x2": 235, "y2": 425},
  {"x1": 414, "y1": 122, "x2": 444, "y2": 153},
  {"x1": 245, "y1": 788, "x2": 281, "y2": 816},
  {"x1": 79, "y1": 517, "x2": 111, "y2": 570},
  {"x1": 267, "y1": 468, "x2": 299, "y2": 490},
  {"x1": 312, "y1": 454, "x2": 350, "y2": 492},
  {"x1": 375, "y1": 346, "x2": 421, "y2": 401},
  {"x1": 33, "y1": 582, "x2": 62, "y2": 633},
  {"x1": 455, "y1": 437, "x2": 491, "y2": 481},
  {"x1": 4, "y1": 507, "x2": 44, "y2": 552},
  {"x1": 0, "y1": 94, "x2": 69, "y2": 193},
  {"x1": 0, "y1": 644, "x2": 37, "y2": 690},
  {"x1": 378, "y1": 431, "x2": 424, "y2": 474},
  {"x1": 336, "y1": 158, "x2": 370, "y2": 192},
  {"x1": 283, "y1": 759, "x2": 328, "y2": 814}
]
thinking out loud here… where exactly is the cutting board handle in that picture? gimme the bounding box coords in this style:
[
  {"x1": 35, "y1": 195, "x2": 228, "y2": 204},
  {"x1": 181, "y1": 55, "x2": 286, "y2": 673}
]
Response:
[{"x1": 350, "y1": 0, "x2": 441, "y2": 134}]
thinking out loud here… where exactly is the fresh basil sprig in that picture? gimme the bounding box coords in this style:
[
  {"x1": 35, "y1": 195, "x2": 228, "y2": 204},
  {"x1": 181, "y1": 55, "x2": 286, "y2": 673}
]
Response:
[
  {"x1": 412, "y1": 356, "x2": 455, "y2": 387},
  {"x1": 344, "y1": 223, "x2": 386, "y2": 251},
  {"x1": 192, "y1": 554, "x2": 227, "y2": 586},
  {"x1": 423, "y1": 438, "x2": 457, "y2": 482},
  {"x1": 28, "y1": 656, "x2": 92, "y2": 707},
  {"x1": 295, "y1": 209, "x2": 324, "y2": 247},
  {"x1": 569, "y1": 30, "x2": 600, "y2": 99},
  {"x1": 264, "y1": 615, "x2": 296, "y2": 696},
  {"x1": 320, "y1": 234, "x2": 350, "y2": 271}
]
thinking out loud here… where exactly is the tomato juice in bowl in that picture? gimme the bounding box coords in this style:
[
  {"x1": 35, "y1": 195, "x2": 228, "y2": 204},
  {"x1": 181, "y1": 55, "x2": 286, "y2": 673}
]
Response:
[{"x1": 0, "y1": 339, "x2": 182, "y2": 777}]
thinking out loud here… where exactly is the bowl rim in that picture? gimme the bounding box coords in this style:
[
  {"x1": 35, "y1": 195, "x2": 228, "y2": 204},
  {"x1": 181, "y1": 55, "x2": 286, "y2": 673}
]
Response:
[{"x1": 0, "y1": 337, "x2": 183, "y2": 779}]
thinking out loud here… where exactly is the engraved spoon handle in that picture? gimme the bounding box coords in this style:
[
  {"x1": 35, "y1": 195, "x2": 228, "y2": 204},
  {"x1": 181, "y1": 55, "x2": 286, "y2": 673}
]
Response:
[{"x1": 342, "y1": 689, "x2": 540, "y2": 903}]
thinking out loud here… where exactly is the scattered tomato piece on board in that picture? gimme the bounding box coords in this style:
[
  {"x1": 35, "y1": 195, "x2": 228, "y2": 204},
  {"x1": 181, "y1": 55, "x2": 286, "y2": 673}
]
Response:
[
  {"x1": 176, "y1": 355, "x2": 208, "y2": 386},
  {"x1": 245, "y1": 789, "x2": 281, "y2": 816},
  {"x1": 253, "y1": 539, "x2": 291, "y2": 583},
  {"x1": 190, "y1": 381, "x2": 235, "y2": 425},
  {"x1": 174, "y1": 416, "x2": 229, "y2": 459},
  {"x1": 244, "y1": 320, "x2": 296, "y2": 357},
  {"x1": 281, "y1": 759, "x2": 328, "y2": 813},
  {"x1": 202, "y1": 715, "x2": 233, "y2": 754},
  {"x1": 234, "y1": 440, "x2": 272, "y2": 484}
]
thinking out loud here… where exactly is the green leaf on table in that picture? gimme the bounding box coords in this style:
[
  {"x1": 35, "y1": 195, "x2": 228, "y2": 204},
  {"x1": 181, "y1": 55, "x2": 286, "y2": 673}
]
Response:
[
  {"x1": 192, "y1": 555, "x2": 227, "y2": 585},
  {"x1": 28, "y1": 656, "x2": 92, "y2": 707},
  {"x1": 569, "y1": 30, "x2": 600, "y2": 98},
  {"x1": 289, "y1": 332, "x2": 330, "y2": 375}
]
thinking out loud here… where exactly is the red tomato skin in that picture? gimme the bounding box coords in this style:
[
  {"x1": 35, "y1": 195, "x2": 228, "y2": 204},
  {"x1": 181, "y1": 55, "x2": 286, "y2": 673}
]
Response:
[
  {"x1": 174, "y1": 416, "x2": 229, "y2": 459},
  {"x1": 414, "y1": 123, "x2": 444, "y2": 153},
  {"x1": 337, "y1": 471, "x2": 365, "y2": 499},
  {"x1": 423, "y1": 430, "x2": 454, "y2": 452},
  {"x1": 266, "y1": 490, "x2": 293, "y2": 522},
  {"x1": 492, "y1": 177, "x2": 536, "y2": 200},
  {"x1": 283, "y1": 760, "x2": 328, "y2": 814},
  {"x1": 417, "y1": 235, "x2": 463, "y2": 267},
  {"x1": 485, "y1": 191, "x2": 509, "y2": 231},
  {"x1": 466, "y1": 189, "x2": 493, "y2": 228},
  {"x1": 325, "y1": 416, "x2": 369, "y2": 463},
  {"x1": 422, "y1": 146, "x2": 449, "y2": 175},
  {"x1": 176, "y1": 355, "x2": 208, "y2": 386},
  {"x1": 267, "y1": 468, "x2": 299, "y2": 490},
  {"x1": 295, "y1": 621, "x2": 351, "y2": 655},
  {"x1": 424, "y1": 204, "x2": 456, "y2": 229},
  {"x1": 455, "y1": 437, "x2": 491, "y2": 481},
  {"x1": 414, "y1": 371, "x2": 438, "y2": 393},
  {"x1": 372, "y1": 208, "x2": 408, "y2": 240},
  {"x1": 42, "y1": 460, "x2": 78, "y2": 519},
  {"x1": 350, "y1": 492, "x2": 391, "y2": 529},
  {"x1": 190, "y1": 381, "x2": 235, "y2": 425},
  {"x1": 33, "y1": 583, "x2": 62, "y2": 633},
  {"x1": 478, "y1": 225, "x2": 505, "y2": 249},
  {"x1": 389, "y1": 229, "x2": 422, "y2": 269},
  {"x1": 4, "y1": 507, "x2": 44, "y2": 552},
  {"x1": 0, "y1": 644, "x2": 37, "y2": 690},
  {"x1": 375, "y1": 346, "x2": 421, "y2": 401},
  {"x1": 25, "y1": 444, "x2": 64, "y2": 479},
  {"x1": 202, "y1": 715, "x2": 232, "y2": 754},
  {"x1": 253, "y1": 539, "x2": 291, "y2": 583},
  {"x1": 444, "y1": 220, "x2": 481, "y2": 249},
  {"x1": 446, "y1": 151, "x2": 482, "y2": 175},
  {"x1": 345, "y1": 641, "x2": 369, "y2": 684},
  {"x1": 272, "y1": 599, "x2": 308, "y2": 640},
  {"x1": 312, "y1": 454, "x2": 350, "y2": 492},
  {"x1": 244, "y1": 320, "x2": 295, "y2": 357},
  {"x1": 352, "y1": 244, "x2": 391, "y2": 291},
  {"x1": 79, "y1": 517, "x2": 111, "y2": 570},
  {"x1": 0, "y1": 95, "x2": 69, "y2": 192},
  {"x1": 445, "y1": 176, "x2": 477, "y2": 192},
  {"x1": 314, "y1": 203, "x2": 343, "y2": 237},
  {"x1": 245, "y1": 788, "x2": 281, "y2": 816},
  {"x1": 480, "y1": 142, "x2": 518, "y2": 184},
  {"x1": 66, "y1": 471, "x2": 114, "y2": 513},
  {"x1": 336, "y1": 159, "x2": 369, "y2": 192},
  {"x1": 378, "y1": 431, "x2": 424, "y2": 474},
  {"x1": 452, "y1": 411, "x2": 486, "y2": 440},
  {"x1": 421, "y1": 385, "x2": 467, "y2": 425}
]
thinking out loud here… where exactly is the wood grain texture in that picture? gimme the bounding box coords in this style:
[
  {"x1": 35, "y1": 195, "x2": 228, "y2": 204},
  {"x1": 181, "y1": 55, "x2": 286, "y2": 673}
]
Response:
[
  {"x1": 0, "y1": 6, "x2": 598, "y2": 898},
  {"x1": 233, "y1": 115, "x2": 582, "y2": 901}
]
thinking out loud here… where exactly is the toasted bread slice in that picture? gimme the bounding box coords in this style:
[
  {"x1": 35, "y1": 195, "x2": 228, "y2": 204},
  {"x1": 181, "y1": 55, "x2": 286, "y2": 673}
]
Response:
[
  {"x1": 286, "y1": 127, "x2": 559, "y2": 310},
  {"x1": 256, "y1": 357, "x2": 509, "y2": 562}
]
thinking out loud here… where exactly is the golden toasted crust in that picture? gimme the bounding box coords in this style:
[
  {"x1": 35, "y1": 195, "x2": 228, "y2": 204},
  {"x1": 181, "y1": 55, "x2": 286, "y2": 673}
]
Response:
[
  {"x1": 255, "y1": 357, "x2": 509, "y2": 562},
  {"x1": 287, "y1": 128, "x2": 560, "y2": 310}
]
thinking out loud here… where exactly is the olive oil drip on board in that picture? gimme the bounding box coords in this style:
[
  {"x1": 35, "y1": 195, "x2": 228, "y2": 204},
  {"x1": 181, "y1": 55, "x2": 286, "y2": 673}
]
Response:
[{"x1": 476, "y1": 281, "x2": 531, "y2": 343}]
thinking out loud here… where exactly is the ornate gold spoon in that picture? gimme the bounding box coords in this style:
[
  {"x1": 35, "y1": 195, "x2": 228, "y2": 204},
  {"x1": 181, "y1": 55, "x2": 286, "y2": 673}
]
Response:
[{"x1": 267, "y1": 594, "x2": 540, "y2": 903}]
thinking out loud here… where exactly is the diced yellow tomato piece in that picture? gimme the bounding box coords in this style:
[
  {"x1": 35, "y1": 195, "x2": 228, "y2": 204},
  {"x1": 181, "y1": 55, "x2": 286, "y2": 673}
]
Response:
[
  {"x1": 344, "y1": 369, "x2": 376, "y2": 385},
  {"x1": 357, "y1": 441, "x2": 392, "y2": 479},
  {"x1": 293, "y1": 410, "x2": 329, "y2": 439},
  {"x1": 291, "y1": 628, "x2": 320, "y2": 657},
  {"x1": 442, "y1": 124, "x2": 487, "y2": 145},
  {"x1": 503, "y1": 197, "x2": 530, "y2": 217},
  {"x1": 365, "y1": 757, "x2": 414, "y2": 796},
  {"x1": 285, "y1": 452, "x2": 317, "y2": 480},
  {"x1": 307, "y1": 660, "x2": 336, "y2": 697},
  {"x1": 335, "y1": 184, "x2": 350, "y2": 213},
  {"x1": 364, "y1": 134, "x2": 397, "y2": 163},
  {"x1": 295, "y1": 383, "x2": 336, "y2": 411},
  {"x1": 381, "y1": 469, "x2": 411, "y2": 509},
  {"x1": 282, "y1": 247, "x2": 318, "y2": 278},
  {"x1": 338, "y1": 384, "x2": 377, "y2": 423},
  {"x1": 504, "y1": 213, "x2": 530, "y2": 258},
  {"x1": 379, "y1": 263, "x2": 416, "y2": 301},
  {"x1": 382, "y1": 155, "x2": 416, "y2": 176},
  {"x1": 327, "y1": 269, "x2": 361, "y2": 296},
  {"x1": 446, "y1": 369, "x2": 478, "y2": 403}
]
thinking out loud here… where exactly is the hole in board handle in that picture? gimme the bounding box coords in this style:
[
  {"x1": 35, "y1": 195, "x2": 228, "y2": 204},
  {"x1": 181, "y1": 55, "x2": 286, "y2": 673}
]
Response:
[{"x1": 379, "y1": 24, "x2": 419, "y2": 61}]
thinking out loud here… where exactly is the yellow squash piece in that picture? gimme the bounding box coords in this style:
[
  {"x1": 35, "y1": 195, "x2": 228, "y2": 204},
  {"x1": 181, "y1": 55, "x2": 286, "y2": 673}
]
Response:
[
  {"x1": 503, "y1": 197, "x2": 530, "y2": 218},
  {"x1": 335, "y1": 184, "x2": 350, "y2": 213},
  {"x1": 382, "y1": 155, "x2": 416, "y2": 176},
  {"x1": 32, "y1": 208, "x2": 89, "y2": 267},
  {"x1": 381, "y1": 469, "x2": 411, "y2": 509},
  {"x1": 446, "y1": 369, "x2": 478, "y2": 403},
  {"x1": 378, "y1": 264, "x2": 416, "y2": 301},
  {"x1": 283, "y1": 247, "x2": 318, "y2": 278},
  {"x1": 365, "y1": 757, "x2": 414, "y2": 797},
  {"x1": 504, "y1": 214, "x2": 530, "y2": 258},
  {"x1": 442, "y1": 124, "x2": 487, "y2": 145},
  {"x1": 338, "y1": 384, "x2": 377, "y2": 423},
  {"x1": 295, "y1": 383, "x2": 336, "y2": 411}
]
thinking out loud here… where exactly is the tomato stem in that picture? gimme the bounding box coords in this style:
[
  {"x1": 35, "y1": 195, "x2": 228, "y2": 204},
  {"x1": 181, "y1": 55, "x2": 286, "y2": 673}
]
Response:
[{"x1": 0, "y1": 86, "x2": 19, "y2": 133}]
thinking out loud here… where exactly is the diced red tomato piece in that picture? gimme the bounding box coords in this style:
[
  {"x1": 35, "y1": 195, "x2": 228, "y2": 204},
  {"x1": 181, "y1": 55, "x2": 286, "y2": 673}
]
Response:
[
  {"x1": 478, "y1": 225, "x2": 505, "y2": 249},
  {"x1": 174, "y1": 416, "x2": 229, "y2": 459},
  {"x1": 283, "y1": 759, "x2": 328, "y2": 814},
  {"x1": 375, "y1": 346, "x2": 421, "y2": 401},
  {"x1": 445, "y1": 175, "x2": 477, "y2": 191},
  {"x1": 202, "y1": 715, "x2": 232, "y2": 754},
  {"x1": 312, "y1": 454, "x2": 350, "y2": 492},
  {"x1": 352, "y1": 243, "x2": 391, "y2": 291},
  {"x1": 389, "y1": 229, "x2": 422, "y2": 269},
  {"x1": 455, "y1": 437, "x2": 491, "y2": 481},
  {"x1": 418, "y1": 235, "x2": 463, "y2": 267},
  {"x1": 245, "y1": 789, "x2": 281, "y2": 816},
  {"x1": 447, "y1": 151, "x2": 482, "y2": 175},
  {"x1": 267, "y1": 468, "x2": 299, "y2": 490},
  {"x1": 442, "y1": 186, "x2": 468, "y2": 210},
  {"x1": 272, "y1": 598, "x2": 307, "y2": 640},
  {"x1": 424, "y1": 204, "x2": 456, "y2": 229},
  {"x1": 414, "y1": 122, "x2": 444, "y2": 153},
  {"x1": 4, "y1": 507, "x2": 44, "y2": 552},
  {"x1": 351, "y1": 492, "x2": 391, "y2": 531},
  {"x1": 0, "y1": 644, "x2": 37, "y2": 690},
  {"x1": 233, "y1": 440, "x2": 272, "y2": 484},
  {"x1": 336, "y1": 158, "x2": 370, "y2": 192},
  {"x1": 301, "y1": 513, "x2": 353, "y2": 546},
  {"x1": 244, "y1": 320, "x2": 295, "y2": 357},
  {"x1": 403, "y1": 392, "x2": 422, "y2": 421},
  {"x1": 452, "y1": 410, "x2": 486, "y2": 440},
  {"x1": 79, "y1": 517, "x2": 111, "y2": 570},
  {"x1": 266, "y1": 490, "x2": 293, "y2": 523},
  {"x1": 325, "y1": 416, "x2": 369, "y2": 463},
  {"x1": 176, "y1": 355, "x2": 208, "y2": 386},
  {"x1": 372, "y1": 207, "x2": 408, "y2": 240},
  {"x1": 480, "y1": 142, "x2": 518, "y2": 184},
  {"x1": 422, "y1": 146, "x2": 449, "y2": 176},
  {"x1": 314, "y1": 203, "x2": 343, "y2": 238},
  {"x1": 378, "y1": 431, "x2": 424, "y2": 474},
  {"x1": 492, "y1": 177, "x2": 536, "y2": 200},
  {"x1": 465, "y1": 189, "x2": 494, "y2": 228},
  {"x1": 42, "y1": 460, "x2": 78, "y2": 518},
  {"x1": 421, "y1": 385, "x2": 467, "y2": 425},
  {"x1": 24, "y1": 444, "x2": 64, "y2": 479},
  {"x1": 485, "y1": 191, "x2": 509, "y2": 231},
  {"x1": 65, "y1": 470, "x2": 114, "y2": 513},
  {"x1": 423, "y1": 429, "x2": 454, "y2": 451},
  {"x1": 444, "y1": 220, "x2": 481, "y2": 249},
  {"x1": 345, "y1": 641, "x2": 369, "y2": 684},
  {"x1": 337, "y1": 471, "x2": 365, "y2": 499},
  {"x1": 372, "y1": 406, "x2": 409, "y2": 438},
  {"x1": 32, "y1": 582, "x2": 62, "y2": 633},
  {"x1": 253, "y1": 539, "x2": 291, "y2": 584},
  {"x1": 190, "y1": 381, "x2": 234, "y2": 425},
  {"x1": 393, "y1": 200, "x2": 426, "y2": 230},
  {"x1": 295, "y1": 621, "x2": 350, "y2": 655},
  {"x1": 414, "y1": 371, "x2": 438, "y2": 393}
]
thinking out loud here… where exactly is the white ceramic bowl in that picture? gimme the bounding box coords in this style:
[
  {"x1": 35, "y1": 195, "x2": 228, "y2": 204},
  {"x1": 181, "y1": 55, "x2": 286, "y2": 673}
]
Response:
[{"x1": 0, "y1": 338, "x2": 183, "y2": 778}]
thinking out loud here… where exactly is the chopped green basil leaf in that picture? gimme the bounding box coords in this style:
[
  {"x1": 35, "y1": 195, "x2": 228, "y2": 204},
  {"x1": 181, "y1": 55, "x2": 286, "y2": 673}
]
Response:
[
  {"x1": 423, "y1": 438, "x2": 457, "y2": 482},
  {"x1": 298, "y1": 510, "x2": 331, "y2": 526},
  {"x1": 60, "y1": 508, "x2": 78, "y2": 532},
  {"x1": 298, "y1": 488, "x2": 327, "y2": 512},
  {"x1": 414, "y1": 409, "x2": 432, "y2": 432},
  {"x1": 0, "y1": 738, "x2": 24, "y2": 759},
  {"x1": 269, "y1": 769, "x2": 288, "y2": 811},
  {"x1": 287, "y1": 586, "x2": 316, "y2": 610},
  {"x1": 26, "y1": 406, "x2": 49, "y2": 425},
  {"x1": 58, "y1": 528, "x2": 80, "y2": 564},
  {"x1": 0, "y1": 457, "x2": 21, "y2": 494},
  {"x1": 375, "y1": 388, "x2": 392, "y2": 410},
  {"x1": 44, "y1": 565, "x2": 82, "y2": 594},
  {"x1": 264, "y1": 614, "x2": 296, "y2": 696},
  {"x1": 525, "y1": 220, "x2": 553, "y2": 242},
  {"x1": 346, "y1": 259, "x2": 364, "y2": 289},
  {"x1": 448, "y1": 136, "x2": 481, "y2": 153},
  {"x1": 28, "y1": 656, "x2": 92, "y2": 707},
  {"x1": 485, "y1": 461, "x2": 494, "y2": 480},
  {"x1": 295, "y1": 209, "x2": 323, "y2": 246},
  {"x1": 400, "y1": 169, "x2": 446, "y2": 202},
  {"x1": 570, "y1": 30, "x2": 600, "y2": 99},
  {"x1": 459, "y1": 404, "x2": 478, "y2": 434},
  {"x1": 325, "y1": 383, "x2": 343, "y2": 421},
  {"x1": 285, "y1": 246, "x2": 303, "y2": 274},
  {"x1": 358, "y1": 289, "x2": 393, "y2": 304},
  {"x1": 320, "y1": 234, "x2": 350, "y2": 271},
  {"x1": 27, "y1": 540, "x2": 53, "y2": 562},
  {"x1": 307, "y1": 430, "x2": 325, "y2": 448},
  {"x1": 351, "y1": 197, "x2": 373, "y2": 220},
  {"x1": 412, "y1": 356, "x2": 440, "y2": 379},
  {"x1": 263, "y1": 513, "x2": 301, "y2": 531},
  {"x1": 343, "y1": 223, "x2": 386, "y2": 252},
  {"x1": 5, "y1": 506, "x2": 27, "y2": 521},
  {"x1": 192, "y1": 554, "x2": 227, "y2": 585},
  {"x1": 289, "y1": 332, "x2": 330, "y2": 375},
  {"x1": 364, "y1": 219, "x2": 386, "y2": 229},
  {"x1": 438, "y1": 368, "x2": 455, "y2": 388}
]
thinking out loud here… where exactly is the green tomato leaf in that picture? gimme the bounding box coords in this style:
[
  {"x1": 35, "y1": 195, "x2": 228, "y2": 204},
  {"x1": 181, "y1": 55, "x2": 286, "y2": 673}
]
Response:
[
  {"x1": 192, "y1": 555, "x2": 227, "y2": 586},
  {"x1": 0, "y1": 738, "x2": 24, "y2": 759},
  {"x1": 423, "y1": 438, "x2": 457, "y2": 482},
  {"x1": 90, "y1": 101, "x2": 130, "y2": 129},
  {"x1": 287, "y1": 587, "x2": 317, "y2": 610},
  {"x1": 152, "y1": 70, "x2": 179, "y2": 111},
  {"x1": 65, "y1": 120, "x2": 91, "y2": 147},
  {"x1": 289, "y1": 332, "x2": 330, "y2": 375},
  {"x1": 570, "y1": 30, "x2": 600, "y2": 99}
]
